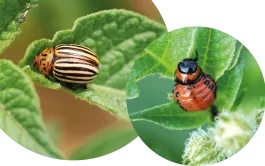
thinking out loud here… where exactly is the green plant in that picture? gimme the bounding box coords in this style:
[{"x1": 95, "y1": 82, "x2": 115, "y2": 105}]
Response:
[
  {"x1": 183, "y1": 110, "x2": 261, "y2": 166},
  {"x1": 0, "y1": 0, "x2": 37, "y2": 53},
  {"x1": 127, "y1": 27, "x2": 243, "y2": 129},
  {"x1": 126, "y1": 27, "x2": 265, "y2": 164},
  {"x1": 0, "y1": 7, "x2": 167, "y2": 159},
  {"x1": 19, "y1": 9, "x2": 166, "y2": 120},
  {"x1": 0, "y1": 60, "x2": 62, "y2": 158}
]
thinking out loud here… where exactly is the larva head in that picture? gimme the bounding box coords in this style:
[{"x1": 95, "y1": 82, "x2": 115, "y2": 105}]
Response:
[
  {"x1": 178, "y1": 51, "x2": 199, "y2": 74},
  {"x1": 33, "y1": 48, "x2": 55, "y2": 76},
  {"x1": 175, "y1": 51, "x2": 202, "y2": 85}
]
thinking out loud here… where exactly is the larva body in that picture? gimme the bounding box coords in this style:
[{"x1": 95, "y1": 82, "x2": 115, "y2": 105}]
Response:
[
  {"x1": 33, "y1": 44, "x2": 99, "y2": 89},
  {"x1": 172, "y1": 52, "x2": 216, "y2": 111}
]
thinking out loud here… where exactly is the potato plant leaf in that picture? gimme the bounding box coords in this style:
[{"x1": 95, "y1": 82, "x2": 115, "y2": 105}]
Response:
[
  {"x1": 0, "y1": 0, "x2": 37, "y2": 54},
  {"x1": 19, "y1": 9, "x2": 167, "y2": 120},
  {"x1": 228, "y1": 40, "x2": 243, "y2": 70},
  {"x1": 214, "y1": 55, "x2": 244, "y2": 110},
  {"x1": 0, "y1": 60, "x2": 62, "y2": 159},
  {"x1": 127, "y1": 27, "x2": 241, "y2": 130},
  {"x1": 127, "y1": 27, "x2": 236, "y2": 99},
  {"x1": 230, "y1": 46, "x2": 264, "y2": 112},
  {"x1": 130, "y1": 101, "x2": 211, "y2": 130}
]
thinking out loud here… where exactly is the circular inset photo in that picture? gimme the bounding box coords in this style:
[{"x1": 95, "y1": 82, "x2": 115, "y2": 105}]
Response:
[
  {"x1": 0, "y1": 0, "x2": 166, "y2": 160},
  {"x1": 126, "y1": 27, "x2": 265, "y2": 165}
]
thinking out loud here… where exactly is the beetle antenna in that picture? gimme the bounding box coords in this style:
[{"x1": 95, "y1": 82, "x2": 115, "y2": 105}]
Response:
[{"x1": 194, "y1": 51, "x2": 199, "y2": 62}]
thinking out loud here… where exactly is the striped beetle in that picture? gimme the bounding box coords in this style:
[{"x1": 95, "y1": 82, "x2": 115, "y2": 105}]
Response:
[{"x1": 33, "y1": 44, "x2": 99, "y2": 89}]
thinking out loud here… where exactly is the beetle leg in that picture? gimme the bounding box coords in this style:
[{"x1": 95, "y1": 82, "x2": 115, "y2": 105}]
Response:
[
  {"x1": 60, "y1": 82, "x2": 71, "y2": 89},
  {"x1": 45, "y1": 75, "x2": 49, "y2": 80},
  {"x1": 172, "y1": 83, "x2": 178, "y2": 93},
  {"x1": 63, "y1": 83, "x2": 87, "y2": 90},
  {"x1": 179, "y1": 104, "x2": 187, "y2": 112},
  {"x1": 77, "y1": 84, "x2": 88, "y2": 90}
]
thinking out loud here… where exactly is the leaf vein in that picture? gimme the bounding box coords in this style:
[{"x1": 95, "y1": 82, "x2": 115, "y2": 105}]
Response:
[
  {"x1": 201, "y1": 28, "x2": 212, "y2": 70},
  {"x1": 144, "y1": 48, "x2": 175, "y2": 72},
  {"x1": 0, "y1": 108, "x2": 53, "y2": 155},
  {"x1": 186, "y1": 27, "x2": 198, "y2": 58},
  {"x1": 161, "y1": 32, "x2": 172, "y2": 59}
]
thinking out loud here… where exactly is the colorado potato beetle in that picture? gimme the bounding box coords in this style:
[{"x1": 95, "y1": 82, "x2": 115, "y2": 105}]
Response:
[
  {"x1": 33, "y1": 44, "x2": 99, "y2": 89},
  {"x1": 172, "y1": 51, "x2": 217, "y2": 111}
]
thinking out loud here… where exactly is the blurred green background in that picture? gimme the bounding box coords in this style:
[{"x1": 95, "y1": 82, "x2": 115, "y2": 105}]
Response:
[
  {"x1": 127, "y1": 45, "x2": 265, "y2": 163},
  {"x1": 1, "y1": 0, "x2": 164, "y2": 157}
]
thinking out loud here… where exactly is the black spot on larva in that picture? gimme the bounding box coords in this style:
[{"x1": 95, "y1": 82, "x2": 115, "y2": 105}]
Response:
[
  {"x1": 175, "y1": 92, "x2": 179, "y2": 97},
  {"x1": 177, "y1": 100, "x2": 180, "y2": 104},
  {"x1": 204, "y1": 80, "x2": 210, "y2": 85},
  {"x1": 42, "y1": 54, "x2": 47, "y2": 57},
  {"x1": 43, "y1": 67, "x2": 47, "y2": 71},
  {"x1": 212, "y1": 88, "x2": 216, "y2": 96},
  {"x1": 209, "y1": 84, "x2": 214, "y2": 90}
]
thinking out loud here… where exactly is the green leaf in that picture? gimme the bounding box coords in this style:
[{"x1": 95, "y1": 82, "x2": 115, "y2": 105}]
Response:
[
  {"x1": 19, "y1": 9, "x2": 167, "y2": 120},
  {"x1": 214, "y1": 55, "x2": 244, "y2": 110},
  {"x1": 229, "y1": 47, "x2": 265, "y2": 112},
  {"x1": 0, "y1": 60, "x2": 62, "y2": 159},
  {"x1": 228, "y1": 41, "x2": 243, "y2": 70},
  {"x1": 0, "y1": 0, "x2": 37, "y2": 54},
  {"x1": 130, "y1": 101, "x2": 211, "y2": 130},
  {"x1": 127, "y1": 27, "x2": 241, "y2": 130},
  {"x1": 69, "y1": 125, "x2": 137, "y2": 160},
  {"x1": 127, "y1": 27, "x2": 236, "y2": 99}
]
